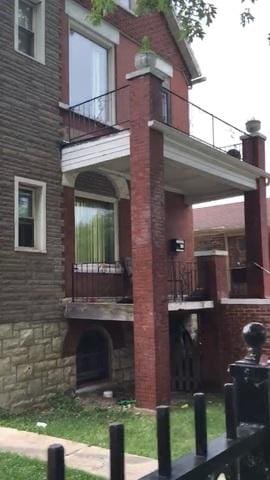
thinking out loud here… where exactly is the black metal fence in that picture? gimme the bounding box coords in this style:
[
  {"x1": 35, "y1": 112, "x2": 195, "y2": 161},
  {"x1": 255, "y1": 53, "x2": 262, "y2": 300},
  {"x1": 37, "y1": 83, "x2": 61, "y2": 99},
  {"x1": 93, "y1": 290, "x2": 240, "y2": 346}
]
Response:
[
  {"x1": 68, "y1": 86, "x2": 130, "y2": 142},
  {"x1": 161, "y1": 87, "x2": 246, "y2": 158},
  {"x1": 47, "y1": 322, "x2": 270, "y2": 480},
  {"x1": 168, "y1": 261, "x2": 199, "y2": 301},
  {"x1": 72, "y1": 260, "x2": 200, "y2": 302}
]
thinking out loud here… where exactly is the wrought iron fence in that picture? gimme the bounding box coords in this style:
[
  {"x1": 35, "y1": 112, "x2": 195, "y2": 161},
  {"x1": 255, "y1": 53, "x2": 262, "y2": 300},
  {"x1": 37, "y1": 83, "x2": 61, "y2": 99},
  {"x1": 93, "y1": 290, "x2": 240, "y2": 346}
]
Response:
[
  {"x1": 71, "y1": 262, "x2": 130, "y2": 302},
  {"x1": 47, "y1": 323, "x2": 270, "y2": 480},
  {"x1": 162, "y1": 87, "x2": 246, "y2": 158},
  {"x1": 68, "y1": 85, "x2": 130, "y2": 142},
  {"x1": 72, "y1": 261, "x2": 200, "y2": 303},
  {"x1": 168, "y1": 261, "x2": 199, "y2": 301}
]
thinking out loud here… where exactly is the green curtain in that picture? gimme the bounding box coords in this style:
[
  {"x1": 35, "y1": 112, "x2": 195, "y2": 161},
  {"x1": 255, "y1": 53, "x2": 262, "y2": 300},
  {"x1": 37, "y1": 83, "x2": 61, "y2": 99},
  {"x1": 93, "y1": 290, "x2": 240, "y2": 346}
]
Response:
[{"x1": 75, "y1": 197, "x2": 115, "y2": 263}]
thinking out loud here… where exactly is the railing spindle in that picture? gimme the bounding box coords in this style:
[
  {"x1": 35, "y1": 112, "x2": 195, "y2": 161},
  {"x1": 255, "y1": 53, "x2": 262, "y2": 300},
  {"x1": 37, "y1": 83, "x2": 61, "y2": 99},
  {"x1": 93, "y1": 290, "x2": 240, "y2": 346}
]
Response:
[
  {"x1": 225, "y1": 383, "x2": 237, "y2": 440},
  {"x1": 47, "y1": 444, "x2": 65, "y2": 480},
  {"x1": 157, "y1": 406, "x2": 172, "y2": 478},
  {"x1": 194, "y1": 393, "x2": 207, "y2": 457},
  {"x1": 110, "y1": 423, "x2": 125, "y2": 480}
]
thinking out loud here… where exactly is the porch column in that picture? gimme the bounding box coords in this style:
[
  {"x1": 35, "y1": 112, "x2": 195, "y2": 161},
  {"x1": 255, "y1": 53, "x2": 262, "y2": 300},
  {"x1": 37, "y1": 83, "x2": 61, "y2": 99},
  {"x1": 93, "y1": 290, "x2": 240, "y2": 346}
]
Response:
[
  {"x1": 242, "y1": 120, "x2": 270, "y2": 298},
  {"x1": 195, "y1": 250, "x2": 229, "y2": 301},
  {"x1": 126, "y1": 64, "x2": 170, "y2": 408}
]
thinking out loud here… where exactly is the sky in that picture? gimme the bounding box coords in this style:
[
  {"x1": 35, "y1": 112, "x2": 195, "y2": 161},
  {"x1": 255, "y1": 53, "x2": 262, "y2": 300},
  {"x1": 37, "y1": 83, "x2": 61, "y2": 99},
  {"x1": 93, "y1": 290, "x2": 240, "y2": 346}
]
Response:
[{"x1": 189, "y1": 0, "x2": 270, "y2": 207}]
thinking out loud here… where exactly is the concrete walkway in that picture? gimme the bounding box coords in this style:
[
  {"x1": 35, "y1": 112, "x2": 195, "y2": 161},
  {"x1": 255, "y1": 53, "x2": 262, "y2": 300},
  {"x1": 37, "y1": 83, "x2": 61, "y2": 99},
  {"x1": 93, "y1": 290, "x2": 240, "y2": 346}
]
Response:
[{"x1": 0, "y1": 427, "x2": 157, "y2": 479}]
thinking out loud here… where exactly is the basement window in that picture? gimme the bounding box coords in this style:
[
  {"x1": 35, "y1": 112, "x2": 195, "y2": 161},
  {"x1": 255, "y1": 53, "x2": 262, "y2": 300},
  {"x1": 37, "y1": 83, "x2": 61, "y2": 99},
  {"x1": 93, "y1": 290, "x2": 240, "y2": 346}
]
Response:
[
  {"x1": 15, "y1": 0, "x2": 45, "y2": 63},
  {"x1": 15, "y1": 177, "x2": 46, "y2": 252}
]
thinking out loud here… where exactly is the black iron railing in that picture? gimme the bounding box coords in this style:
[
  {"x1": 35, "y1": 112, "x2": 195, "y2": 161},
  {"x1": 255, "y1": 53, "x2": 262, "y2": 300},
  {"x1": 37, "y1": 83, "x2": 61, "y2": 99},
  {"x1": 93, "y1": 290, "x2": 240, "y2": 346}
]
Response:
[
  {"x1": 72, "y1": 261, "x2": 201, "y2": 303},
  {"x1": 168, "y1": 261, "x2": 199, "y2": 301},
  {"x1": 68, "y1": 85, "x2": 130, "y2": 142},
  {"x1": 46, "y1": 323, "x2": 270, "y2": 480},
  {"x1": 161, "y1": 87, "x2": 246, "y2": 157},
  {"x1": 71, "y1": 262, "x2": 131, "y2": 302}
]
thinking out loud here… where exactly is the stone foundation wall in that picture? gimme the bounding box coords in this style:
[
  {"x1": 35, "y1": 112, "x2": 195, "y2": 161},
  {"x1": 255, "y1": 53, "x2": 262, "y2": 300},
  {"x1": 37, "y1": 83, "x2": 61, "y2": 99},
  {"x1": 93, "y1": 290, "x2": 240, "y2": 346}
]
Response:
[{"x1": 0, "y1": 321, "x2": 75, "y2": 412}]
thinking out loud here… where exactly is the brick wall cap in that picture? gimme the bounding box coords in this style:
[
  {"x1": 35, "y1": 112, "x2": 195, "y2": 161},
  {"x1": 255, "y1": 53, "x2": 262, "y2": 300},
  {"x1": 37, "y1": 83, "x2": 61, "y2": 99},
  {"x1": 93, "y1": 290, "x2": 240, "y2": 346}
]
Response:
[
  {"x1": 194, "y1": 250, "x2": 228, "y2": 257},
  {"x1": 240, "y1": 133, "x2": 267, "y2": 141},
  {"x1": 220, "y1": 298, "x2": 270, "y2": 305},
  {"x1": 126, "y1": 66, "x2": 166, "y2": 82}
]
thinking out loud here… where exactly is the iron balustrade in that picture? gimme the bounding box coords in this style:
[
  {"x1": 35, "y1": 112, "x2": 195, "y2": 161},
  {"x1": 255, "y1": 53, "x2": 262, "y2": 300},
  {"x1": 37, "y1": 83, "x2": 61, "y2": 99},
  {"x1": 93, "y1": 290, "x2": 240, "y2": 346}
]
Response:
[
  {"x1": 67, "y1": 84, "x2": 247, "y2": 158},
  {"x1": 47, "y1": 323, "x2": 270, "y2": 480},
  {"x1": 168, "y1": 261, "x2": 199, "y2": 301},
  {"x1": 161, "y1": 87, "x2": 246, "y2": 157},
  {"x1": 71, "y1": 262, "x2": 130, "y2": 302},
  {"x1": 68, "y1": 85, "x2": 130, "y2": 142},
  {"x1": 72, "y1": 261, "x2": 200, "y2": 302}
]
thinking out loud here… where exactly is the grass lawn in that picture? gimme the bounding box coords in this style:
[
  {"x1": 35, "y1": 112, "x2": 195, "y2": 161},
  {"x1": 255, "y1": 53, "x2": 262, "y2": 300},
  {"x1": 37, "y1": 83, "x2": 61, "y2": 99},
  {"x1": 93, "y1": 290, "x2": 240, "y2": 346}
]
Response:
[
  {"x1": 0, "y1": 395, "x2": 225, "y2": 460},
  {"x1": 0, "y1": 452, "x2": 98, "y2": 480}
]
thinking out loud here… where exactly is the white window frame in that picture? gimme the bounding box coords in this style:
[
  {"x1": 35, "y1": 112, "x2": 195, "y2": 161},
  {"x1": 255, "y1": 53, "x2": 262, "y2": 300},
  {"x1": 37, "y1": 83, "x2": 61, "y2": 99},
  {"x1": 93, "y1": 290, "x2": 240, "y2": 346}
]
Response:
[
  {"x1": 14, "y1": 176, "x2": 47, "y2": 253},
  {"x1": 68, "y1": 18, "x2": 116, "y2": 124},
  {"x1": 75, "y1": 190, "x2": 119, "y2": 266},
  {"x1": 14, "y1": 0, "x2": 45, "y2": 64},
  {"x1": 114, "y1": 0, "x2": 136, "y2": 14}
]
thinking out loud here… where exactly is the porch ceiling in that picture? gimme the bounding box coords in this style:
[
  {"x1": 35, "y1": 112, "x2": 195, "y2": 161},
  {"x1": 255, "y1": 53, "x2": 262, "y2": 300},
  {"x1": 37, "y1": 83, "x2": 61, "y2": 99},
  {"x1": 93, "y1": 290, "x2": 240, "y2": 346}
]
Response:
[{"x1": 61, "y1": 125, "x2": 270, "y2": 204}]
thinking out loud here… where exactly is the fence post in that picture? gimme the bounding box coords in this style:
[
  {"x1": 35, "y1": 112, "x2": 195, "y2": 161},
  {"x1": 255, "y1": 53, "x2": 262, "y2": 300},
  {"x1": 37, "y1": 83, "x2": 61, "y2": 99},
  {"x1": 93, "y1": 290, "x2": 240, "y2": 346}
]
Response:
[
  {"x1": 194, "y1": 393, "x2": 207, "y2": 457},
  {"x1": 157, "y1": 406, "x2": 171, "y2": 477},
  {"x1": 110, "y1": 423, "x2": 125, "y2": 480},
  {"x1": 229, "y1": 322, "x2": 270, "y2": 478},
  {"x1": 47, "y1": 444, "x2": 65, "y2": 480}
]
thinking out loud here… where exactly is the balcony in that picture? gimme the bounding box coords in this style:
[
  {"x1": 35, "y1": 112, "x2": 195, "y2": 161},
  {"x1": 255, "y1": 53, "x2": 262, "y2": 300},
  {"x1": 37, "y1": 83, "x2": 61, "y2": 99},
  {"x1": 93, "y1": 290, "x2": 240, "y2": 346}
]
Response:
[
  {"x1": 71, "y1": 260, "x2": 205, "y2": 303},
  {"x1": 62, "y1": 86, "x2": 268, "y2": 206},
  {"x1": 66, "y1": 85, "x2": 244, "y2": 158}
]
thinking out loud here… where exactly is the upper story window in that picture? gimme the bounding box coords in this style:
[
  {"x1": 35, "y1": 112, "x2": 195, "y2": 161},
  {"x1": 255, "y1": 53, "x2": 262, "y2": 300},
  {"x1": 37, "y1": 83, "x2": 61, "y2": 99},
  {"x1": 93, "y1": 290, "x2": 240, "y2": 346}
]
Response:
[
  {"x1": 116, "y1": 0, "x2": 135, "y2": 11},
  {"x1": 69, "y1": 31, "x2": 108, "y2": 107},
  {"x1": 14, "y1": 0, "x2": 45, "y2": 63},
  {"x1": 14, "y1": 177, "x2": 46, "y2": 253},
  {"x1": 162, "y1": 77, "x2": 171, "y2": 124}
]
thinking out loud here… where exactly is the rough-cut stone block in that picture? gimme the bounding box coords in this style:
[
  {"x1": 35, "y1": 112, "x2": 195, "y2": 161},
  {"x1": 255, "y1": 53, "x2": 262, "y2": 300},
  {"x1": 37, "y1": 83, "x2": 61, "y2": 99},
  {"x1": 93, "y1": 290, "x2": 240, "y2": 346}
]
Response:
[{"x1": 20, "y1": 329, "x2": 34, "y2": 346}]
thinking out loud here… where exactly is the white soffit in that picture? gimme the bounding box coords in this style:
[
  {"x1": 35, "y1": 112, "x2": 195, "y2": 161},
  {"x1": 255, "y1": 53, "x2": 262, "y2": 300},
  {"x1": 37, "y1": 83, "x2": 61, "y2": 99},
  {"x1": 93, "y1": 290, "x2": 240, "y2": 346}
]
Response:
[
  {"x1": 65, "y1": 0, "x2": 120, "y2": 44},
  {"x1": 61, "y1": 130, "x2": 130, "y2": 172},
  {"x1": 149, "y1": 120, "x2": 270, "y2": 191}
]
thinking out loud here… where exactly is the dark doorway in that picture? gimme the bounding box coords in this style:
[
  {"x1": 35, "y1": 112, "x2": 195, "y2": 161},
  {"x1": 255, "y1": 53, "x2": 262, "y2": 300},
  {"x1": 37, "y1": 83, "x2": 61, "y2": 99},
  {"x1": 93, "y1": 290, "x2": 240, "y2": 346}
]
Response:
[
  {"x1": 171, "y1": 314, "x2": 201, "y2": 392},
  {"x1": 76, "y1": 329, "x2": 110, "y2": 387}
]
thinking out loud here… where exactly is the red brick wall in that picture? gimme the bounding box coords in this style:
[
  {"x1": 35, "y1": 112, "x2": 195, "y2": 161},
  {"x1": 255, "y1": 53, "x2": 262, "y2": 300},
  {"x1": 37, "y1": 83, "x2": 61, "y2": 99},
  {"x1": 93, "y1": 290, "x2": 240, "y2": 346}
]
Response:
[
  {"x1": 199, "y1": 303, "x2": 270, "y2": 388},
  {"x1": 165, "y1": 191, "x2": 194, "y2": 262},
  {"x1": 60, "y1": 2, "x2": 189, "y2": 105},
  {"x1": 195, "y1": 234, "x2": 226, "y2": 252}
]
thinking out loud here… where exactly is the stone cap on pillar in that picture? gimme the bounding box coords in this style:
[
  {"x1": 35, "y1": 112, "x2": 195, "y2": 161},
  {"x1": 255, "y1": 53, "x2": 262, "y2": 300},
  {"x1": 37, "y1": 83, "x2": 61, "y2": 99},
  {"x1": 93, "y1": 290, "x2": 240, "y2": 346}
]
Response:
[{"x1": 194, "y1": 250, "x2": 228, "y2": 257}]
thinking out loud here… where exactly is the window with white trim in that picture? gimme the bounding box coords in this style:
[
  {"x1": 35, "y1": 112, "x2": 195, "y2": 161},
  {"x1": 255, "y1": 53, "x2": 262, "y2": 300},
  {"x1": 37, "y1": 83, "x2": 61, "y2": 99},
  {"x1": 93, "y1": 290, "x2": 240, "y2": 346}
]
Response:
[
  {"x1": 15, "y1": 0, "x2": 45, "y2": 63},
  {"x1": 15, "y1": 177, "x2": 46, "y2": 252},
  {"x1": 75, "y1": 192, "x2": 118, "y2": 263},
  {"x1": 69, "y1": 27, "x2": 115, "y2": 123}
]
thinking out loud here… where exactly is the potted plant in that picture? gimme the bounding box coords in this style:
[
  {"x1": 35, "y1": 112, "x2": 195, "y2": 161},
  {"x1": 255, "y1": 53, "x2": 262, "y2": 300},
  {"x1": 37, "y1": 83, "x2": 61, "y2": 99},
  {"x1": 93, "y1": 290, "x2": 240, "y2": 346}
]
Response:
[
  {"x1": 134, "y1": 36, "x2": 157, "y2": 70},
  {"x1": 246, "y1": 118, "x2": 261, "y2": 134}
]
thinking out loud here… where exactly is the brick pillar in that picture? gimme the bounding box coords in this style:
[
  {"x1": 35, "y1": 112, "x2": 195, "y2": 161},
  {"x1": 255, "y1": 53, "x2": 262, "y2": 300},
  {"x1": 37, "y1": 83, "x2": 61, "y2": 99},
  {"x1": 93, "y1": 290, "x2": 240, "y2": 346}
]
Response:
[
  {"x1": 195, "y1": 250, "x2": 229, "y2": 301},
  {"x1": 126, "y1": 65, "x2": 170, "y2": 408},
  {"x1": 242, "y1": 120, "x2": 270, "y2": 298},
  {"x1": 63, "y1": 186, "x2": 75, "y2": 297}
]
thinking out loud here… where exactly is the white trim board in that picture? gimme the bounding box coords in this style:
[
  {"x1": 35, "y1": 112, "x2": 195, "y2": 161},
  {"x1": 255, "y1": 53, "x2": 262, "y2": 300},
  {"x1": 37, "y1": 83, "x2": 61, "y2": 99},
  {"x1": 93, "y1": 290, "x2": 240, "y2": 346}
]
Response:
[
  {"x1": 220, "y1": 298, "x2": 270, "y2": 305},
  {"x1": 65, "y1": 0, "x2": 120, "y2": 45}
]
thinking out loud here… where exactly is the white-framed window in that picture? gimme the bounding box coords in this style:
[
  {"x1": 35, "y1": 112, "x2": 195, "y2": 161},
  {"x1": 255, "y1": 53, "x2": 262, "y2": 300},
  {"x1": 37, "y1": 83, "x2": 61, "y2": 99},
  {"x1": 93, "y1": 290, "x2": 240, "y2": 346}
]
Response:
[
  {"x1": 14, "y1": 0, "x2": 45, "y2": 64},
  {"x1": 162, "y1": 77, "x2": 171, "y2": 124},
  {"x1": 14, "y1": 177, "x2": 46, "y2": 253},
  {"x1": 69, "y1": 23, "x2": 115, "y2": 123},
  {"x1": 74, "y1": 191, "x2": 119, "y2": 264},
  {"x1": 115, "y1": 0, "x2": 136, "y2": 13}
]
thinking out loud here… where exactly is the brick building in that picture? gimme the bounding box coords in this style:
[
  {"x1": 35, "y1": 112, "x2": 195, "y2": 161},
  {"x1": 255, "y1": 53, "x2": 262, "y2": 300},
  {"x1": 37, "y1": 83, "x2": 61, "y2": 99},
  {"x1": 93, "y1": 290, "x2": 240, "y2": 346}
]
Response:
[
  {"x1": 194, "y1": 200, "x2": 270, "y2": 297},
  {"x1": 1, "y1": 0, "x2": 270, "y2": 411}
]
